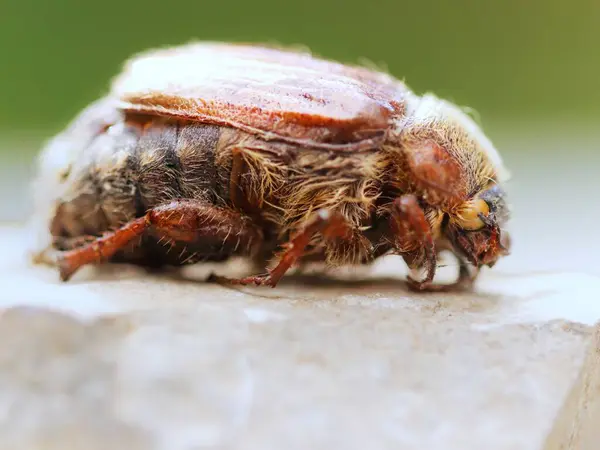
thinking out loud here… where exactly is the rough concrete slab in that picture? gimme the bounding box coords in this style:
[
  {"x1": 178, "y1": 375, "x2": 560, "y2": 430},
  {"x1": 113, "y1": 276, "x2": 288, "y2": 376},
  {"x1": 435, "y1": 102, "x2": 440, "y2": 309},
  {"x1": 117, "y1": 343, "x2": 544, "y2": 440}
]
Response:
[{"x1": 0, "y1": 225, "x2": 598, "y2": 450}]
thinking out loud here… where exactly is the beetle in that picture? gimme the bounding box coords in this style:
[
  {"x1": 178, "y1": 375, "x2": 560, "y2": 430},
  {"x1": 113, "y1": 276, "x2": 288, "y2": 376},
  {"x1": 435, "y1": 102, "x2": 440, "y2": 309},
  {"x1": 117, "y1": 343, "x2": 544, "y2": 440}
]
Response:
[{"x1": 29, "y1": 42, "x2": 511, "y2": 291}]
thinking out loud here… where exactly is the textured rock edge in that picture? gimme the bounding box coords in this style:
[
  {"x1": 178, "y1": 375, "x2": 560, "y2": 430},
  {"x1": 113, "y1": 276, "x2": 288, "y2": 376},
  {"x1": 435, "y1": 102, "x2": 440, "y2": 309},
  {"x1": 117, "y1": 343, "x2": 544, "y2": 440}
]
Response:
[{"x1": 544, "y1": 322, "x2": 600, "y2": 449}]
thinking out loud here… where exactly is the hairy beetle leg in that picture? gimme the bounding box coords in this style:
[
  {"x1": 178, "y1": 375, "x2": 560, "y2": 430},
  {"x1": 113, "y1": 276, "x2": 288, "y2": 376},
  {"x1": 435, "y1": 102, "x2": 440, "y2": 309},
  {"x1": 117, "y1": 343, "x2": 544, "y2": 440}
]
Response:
[
  {"x1": 208, "y1": 272, "x2": 275, "y2": 287},
  {"x1": 389, "y1": 194, "x2": 437, "y2": 290},
  {"x1": 55, "y1": 199, "x2": 261, "y2": 281},
  {"x1": 213, "y1": 209, "x2": 351, "y2": 288},
  {"x1": 406, "y1": 256, "x2": 478, "y2": 292}
]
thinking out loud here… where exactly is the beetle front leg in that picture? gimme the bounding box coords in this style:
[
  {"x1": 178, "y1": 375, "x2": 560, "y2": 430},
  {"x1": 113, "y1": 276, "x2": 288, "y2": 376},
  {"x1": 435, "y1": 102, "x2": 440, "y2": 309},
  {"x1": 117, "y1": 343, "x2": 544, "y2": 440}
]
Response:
[
  {"x1": 389, "y1": 194, "x2": 437, "y2": 290},
  {"x1": 211, "y1": 209, "x2": 352, "y2": 287},
  {"x1": 411, "y1": 256, "x2": 479, "y2": 292},
  {"x1": 389, "y1": 196, "x2": 480, "y2": 292}
]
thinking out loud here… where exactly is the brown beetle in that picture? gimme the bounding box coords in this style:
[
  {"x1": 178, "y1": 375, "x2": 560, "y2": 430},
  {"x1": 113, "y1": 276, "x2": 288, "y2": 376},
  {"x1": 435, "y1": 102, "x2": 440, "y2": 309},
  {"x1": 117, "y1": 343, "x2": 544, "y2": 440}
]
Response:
[{"x1": 30, "y1": 42, "x2": 511, "y2": 290}]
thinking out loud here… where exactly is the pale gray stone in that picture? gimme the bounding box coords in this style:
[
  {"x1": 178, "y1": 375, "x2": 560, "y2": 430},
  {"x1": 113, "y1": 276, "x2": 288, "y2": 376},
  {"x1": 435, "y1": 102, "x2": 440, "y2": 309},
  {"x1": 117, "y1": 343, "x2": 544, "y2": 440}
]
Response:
[{"x1": 0, "y1": 226, "x2": 598, "y2": 450}]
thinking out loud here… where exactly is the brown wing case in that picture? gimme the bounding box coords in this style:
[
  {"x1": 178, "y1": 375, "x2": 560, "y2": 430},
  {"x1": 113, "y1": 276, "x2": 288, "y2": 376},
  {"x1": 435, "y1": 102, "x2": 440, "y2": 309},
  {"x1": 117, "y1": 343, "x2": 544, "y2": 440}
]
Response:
[{"x1": 111, "y1": 42, "x2": 409, "y2": 150}]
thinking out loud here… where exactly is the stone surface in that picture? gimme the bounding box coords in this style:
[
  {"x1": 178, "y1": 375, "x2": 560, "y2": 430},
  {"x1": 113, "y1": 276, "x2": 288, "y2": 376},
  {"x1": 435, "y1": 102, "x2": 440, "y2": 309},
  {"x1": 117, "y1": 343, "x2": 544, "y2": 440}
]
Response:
[
  {"x1": 544, "y1": 325, "x2": 600, "y2": 450},
  {"x1": 0, "y1": 225, "x2": 599, "y2": 450}
]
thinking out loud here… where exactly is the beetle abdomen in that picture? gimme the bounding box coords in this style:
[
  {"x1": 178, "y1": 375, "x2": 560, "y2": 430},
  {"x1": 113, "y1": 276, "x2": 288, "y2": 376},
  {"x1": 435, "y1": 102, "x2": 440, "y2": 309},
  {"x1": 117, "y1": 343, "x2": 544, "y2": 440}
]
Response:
[{"x1": 50, "y1": 112, "x2": 224, "y2": 241}]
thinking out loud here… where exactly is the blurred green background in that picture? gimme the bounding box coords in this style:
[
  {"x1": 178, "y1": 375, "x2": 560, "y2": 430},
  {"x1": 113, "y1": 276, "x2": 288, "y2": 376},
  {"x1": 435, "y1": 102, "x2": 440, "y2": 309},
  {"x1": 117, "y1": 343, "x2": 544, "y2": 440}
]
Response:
[
  {"x1": 2, "y1": 0, "x2": 599, "y2": 132},
  {"x1": 1, "y1": 0, "x2": 599, "y2": 271}
]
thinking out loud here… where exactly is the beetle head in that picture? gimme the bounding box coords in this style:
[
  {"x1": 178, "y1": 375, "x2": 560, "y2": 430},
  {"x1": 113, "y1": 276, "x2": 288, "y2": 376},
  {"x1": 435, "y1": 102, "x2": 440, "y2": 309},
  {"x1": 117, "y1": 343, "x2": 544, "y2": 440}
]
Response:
[{"x1": 444, "y1": 184, "x2": 511, "y2": 268}]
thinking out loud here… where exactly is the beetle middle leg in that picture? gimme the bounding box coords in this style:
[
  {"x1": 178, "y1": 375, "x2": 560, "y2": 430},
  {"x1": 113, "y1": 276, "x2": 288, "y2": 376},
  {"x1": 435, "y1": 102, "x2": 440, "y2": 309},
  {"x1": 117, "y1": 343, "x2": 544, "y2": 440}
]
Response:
[
  {"x1": 54, "y1": 199, "x2": 262, "y2": 281},
  {"x1": 211, "y1": 209, "x2": 352, "y2": 287}
]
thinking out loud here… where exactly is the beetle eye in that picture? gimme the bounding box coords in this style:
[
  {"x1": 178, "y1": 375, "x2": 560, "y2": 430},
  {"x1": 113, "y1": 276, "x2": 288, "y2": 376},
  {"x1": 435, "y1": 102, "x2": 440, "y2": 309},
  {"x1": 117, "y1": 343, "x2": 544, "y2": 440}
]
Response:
[{"x1": 453, "y1": 198, "x2": 490, "y2": 230}]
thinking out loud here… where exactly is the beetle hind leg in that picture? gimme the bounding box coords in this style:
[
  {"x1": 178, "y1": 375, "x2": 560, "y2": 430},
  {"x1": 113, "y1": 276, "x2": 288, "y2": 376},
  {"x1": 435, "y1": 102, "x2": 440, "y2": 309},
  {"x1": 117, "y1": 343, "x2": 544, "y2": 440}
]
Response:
[{"x1": 52, "y1": 199, "x2": 262, "y2": 281}]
